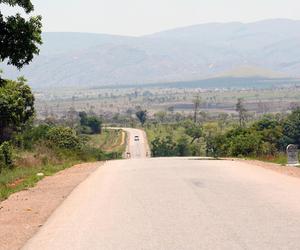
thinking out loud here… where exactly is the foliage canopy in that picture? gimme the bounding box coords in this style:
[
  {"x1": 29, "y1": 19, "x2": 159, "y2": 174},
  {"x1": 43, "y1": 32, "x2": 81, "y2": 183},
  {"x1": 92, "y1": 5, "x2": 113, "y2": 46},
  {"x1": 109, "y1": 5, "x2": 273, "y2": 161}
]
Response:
[
  {"x1": 136, "y1": 110, "x2": 147, "y2": 126},
  {"x1": 0, "y1": 0, "x2": 42, "y2": 69},
  {"x1": 0, "y1": 78, "x2": 35, "y2": 142}
]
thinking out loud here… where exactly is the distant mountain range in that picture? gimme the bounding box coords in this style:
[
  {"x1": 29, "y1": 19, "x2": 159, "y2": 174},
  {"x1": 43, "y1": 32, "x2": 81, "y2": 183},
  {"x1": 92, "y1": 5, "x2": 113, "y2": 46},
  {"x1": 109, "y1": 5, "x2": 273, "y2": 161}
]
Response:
[{"x1": 2, "y1": 19, "x2": 300, "y2": 89}]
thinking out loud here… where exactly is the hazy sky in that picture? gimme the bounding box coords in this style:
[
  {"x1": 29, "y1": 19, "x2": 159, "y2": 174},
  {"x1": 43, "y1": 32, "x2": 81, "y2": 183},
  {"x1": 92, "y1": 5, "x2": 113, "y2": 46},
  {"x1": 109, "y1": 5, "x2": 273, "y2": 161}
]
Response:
[{"x1": 5, "y1": 0, "x2": 300, "y2": 36}]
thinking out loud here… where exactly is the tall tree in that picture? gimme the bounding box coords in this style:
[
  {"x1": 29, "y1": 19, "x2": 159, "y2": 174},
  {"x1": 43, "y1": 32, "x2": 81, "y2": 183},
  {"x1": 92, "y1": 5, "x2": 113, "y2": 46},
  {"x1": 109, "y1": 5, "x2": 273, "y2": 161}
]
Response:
[
  {"x1": 0, "y1": 1, "x2": 41, "y2": 141},
  {"x1": 0, "y1": 0, "x2": 42, "y2": 72},
  {"x1": 193, "y1": 95, "x2": 201, "y2": 123},
  {"x1": 0, "y1": 77, "x2": 35, "y2": 142},
  {"x1": 184, "y1": 120, "x2": 203, "y2": 144},
  {"x1": 136, "y1": 110, "x2": 147, "y2": 127},
  {"x1": 236, "y1": 98, "x2": 247, "y2": 127},
  {"x1": 79, "y1": 111, "x2": 102, "y2": 134},
  {"x1": 218, "y1": 113, "x2": 229, "y2": 131},
  {"x1": 283, "y1": 108, "x2": 300, "y2": 146}
]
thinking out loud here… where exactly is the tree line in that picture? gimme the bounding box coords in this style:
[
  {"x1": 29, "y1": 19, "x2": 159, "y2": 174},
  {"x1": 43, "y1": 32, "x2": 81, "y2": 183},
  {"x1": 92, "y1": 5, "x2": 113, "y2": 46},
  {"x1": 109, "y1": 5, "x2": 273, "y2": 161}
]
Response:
[{"x1": 145, "y1": 99, "x2": 300, "y2": 162}]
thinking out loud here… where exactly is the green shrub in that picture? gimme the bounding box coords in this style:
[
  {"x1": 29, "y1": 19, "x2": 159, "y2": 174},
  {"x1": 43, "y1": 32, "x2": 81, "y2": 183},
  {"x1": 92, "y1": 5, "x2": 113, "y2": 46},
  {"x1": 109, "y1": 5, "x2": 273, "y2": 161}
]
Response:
[
  {"x1": 79, "y1": 112, "x2": 102, "y2": 134},
  {"x1": 47, "y1": 127, "x2": 82, "y2": 150},
  {"x1": 227, "y1": 132, "x2": 262, "y2": 157},
  {"x1": 87, "y1": 117, "x2": 102, "y2": 134},
  {"x1": 176, "y1": 136, "x2": 191, "y2": 156},
  {"x1": 76, "y1": 146, "x2": 122, "y2": 161},
  {"x1": 0, "y1": 142, "x2": 13, "y2": 172},
  {"x1": 0, "y1": 79, "x2": 35, "y2": 143},
  {"x1": 283, "y1": 109, "x2": 300, "y2": 146},
  {"x1": 18, "y1": 124, "x2": 51, "y2": 150},
  {"x1": 205, "y1": 133, "x2": 226, "y2": 158},
  {"x1": 80, "y1": 125, "x2": 93, "y2": 135},
  {"x1": 151, "y1": 136, "x2": 177, "y2": 157}
]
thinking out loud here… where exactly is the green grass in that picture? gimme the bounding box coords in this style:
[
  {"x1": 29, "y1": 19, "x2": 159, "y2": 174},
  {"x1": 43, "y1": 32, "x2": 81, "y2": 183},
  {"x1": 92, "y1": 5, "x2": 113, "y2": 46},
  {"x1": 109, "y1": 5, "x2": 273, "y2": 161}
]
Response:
[
  {"x1": 88, "y1": 129, "x2": 126, "y2": 154},
  {"x1": 0, "y1": 160, "x2": 79, "y2": 201},
  {"x1": 0, "y1": 129, "x2": 127, "y2": 201},
  {"x1": 247, "y1": 154, "x2": 287, "y2": 166}
]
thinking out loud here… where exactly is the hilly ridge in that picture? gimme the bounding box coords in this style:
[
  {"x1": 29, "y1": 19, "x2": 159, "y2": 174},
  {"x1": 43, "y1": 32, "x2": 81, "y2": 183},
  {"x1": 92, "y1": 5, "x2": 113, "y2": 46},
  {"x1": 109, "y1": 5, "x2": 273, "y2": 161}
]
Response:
[{"x1": 1, "y1": 19, "x2": 300, "y2": 89}]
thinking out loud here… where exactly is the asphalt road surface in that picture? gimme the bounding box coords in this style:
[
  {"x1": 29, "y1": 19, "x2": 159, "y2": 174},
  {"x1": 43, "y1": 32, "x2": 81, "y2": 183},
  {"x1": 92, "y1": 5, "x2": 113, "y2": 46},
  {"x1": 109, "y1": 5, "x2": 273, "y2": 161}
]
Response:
[
  {"x1": 122, "y1": 128, "x2": 150, "y2": 159},
  {"x1": 23, "y1": 130, "x2": 300, "y2": 250}
]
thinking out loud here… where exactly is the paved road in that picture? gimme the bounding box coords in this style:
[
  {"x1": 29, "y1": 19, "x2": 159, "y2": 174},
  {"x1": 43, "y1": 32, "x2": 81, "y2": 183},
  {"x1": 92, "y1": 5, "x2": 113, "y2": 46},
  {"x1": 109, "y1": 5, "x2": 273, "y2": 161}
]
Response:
[
  {"x1": 122, "y1": 128, "x2": 150, "y2": 159},
  {"x1": 24, "y1": 131, "x2": 300, "y2": 249}
]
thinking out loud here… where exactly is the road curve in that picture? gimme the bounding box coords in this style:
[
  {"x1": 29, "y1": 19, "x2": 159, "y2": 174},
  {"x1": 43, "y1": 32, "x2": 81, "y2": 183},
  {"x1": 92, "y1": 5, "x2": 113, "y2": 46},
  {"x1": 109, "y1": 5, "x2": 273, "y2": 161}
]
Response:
[{"x1": 23, "y1": 130, "x2": 300, "y2": 249}]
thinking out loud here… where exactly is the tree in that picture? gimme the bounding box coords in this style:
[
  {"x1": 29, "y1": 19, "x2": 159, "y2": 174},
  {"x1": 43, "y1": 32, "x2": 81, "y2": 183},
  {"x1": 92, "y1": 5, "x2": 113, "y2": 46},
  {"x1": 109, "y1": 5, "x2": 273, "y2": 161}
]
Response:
[
  {"x1": 0, "y1": 0, "x2": 42, "y2": 71},
  {"x1": 205, "y1": 133, "x2": 225, "y2": 158},
  {"x1": 176, "y1": 136, "x2": 190, "y2": 156},
  {"x1": 184, "y1": 120, "x2": 203, "y2": 144},
  {"x1": 154, "y1": 111, "x2": 167, "y2": 123},
  {"x1": 283, "y1": 109, "x2": 300, "y2": 146},
  {"x1": 167, "y1": 106, "x2": 175, "y2": 113},
  {"x1": 47, "y1": 127, "x2": 82, "y2": 150},
  {"x1": 199, "y1": 111, "x2": 208, "y2": 123},
  {"x1": 87, "y1": 116, "x2": 102, "y2": 134},
  {"x1": 218, "y1": 113, "x2": 229, "y2": 131},
  {"x1": 227, "y1": 130, "x2": 262, "y2": 157},
  {"x1": 66, "y1": 107, "x2": 78, "y2": 129},
  {"x1": 251, "y1": 116, "x2": 283, "y2": 154},
  {"x1": 193, "y1": 95, "x2": 201, "y2": 123},
  {"x1": 0, "y1": 78, "x2": 35, "y2": 142},
  {"x1": 79, "y1": 111, "x2": 102, "y2": 134},
  {"x1": 151, "y1": 136, "x2": 177, "y2": 157},
  {"x1": 0, "y1": 1, "x2": 41, "y2": 143},
  {"x1": 79, "y1": 111, "x2": 88, "y2": 126},
  {"x1": 136, "y1": 110, "x2": 147, "y2": 126},
  {"x1": 236, "y1": 98, "x2": 247, "y2": 127},
  {"x1": 0, "y1": 141, "x2": 13, "y2": 172}
]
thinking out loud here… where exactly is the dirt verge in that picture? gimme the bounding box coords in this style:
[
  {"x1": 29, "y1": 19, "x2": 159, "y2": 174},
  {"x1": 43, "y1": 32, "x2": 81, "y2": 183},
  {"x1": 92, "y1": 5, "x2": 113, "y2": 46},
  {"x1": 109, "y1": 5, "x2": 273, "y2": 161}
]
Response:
[
  {"x1": 230, "y1": 158, "x2": 300, "y2": 179},
  {"x1": 0, "y1": 162, "x2": 101, "y2": 250}
]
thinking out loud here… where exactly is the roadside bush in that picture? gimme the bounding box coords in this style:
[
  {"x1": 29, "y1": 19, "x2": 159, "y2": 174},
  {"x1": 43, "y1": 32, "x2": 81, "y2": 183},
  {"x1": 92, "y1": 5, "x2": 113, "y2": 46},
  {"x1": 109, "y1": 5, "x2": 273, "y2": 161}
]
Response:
[
  {"x1": 183, "y1": 120, "x2": 203, "y2": 143},
  {"x1": 76, "y1": 147, "x2": 104, "y2": 161},
  {"x1": 76, "y1": 146, "x2": 122, "y2": 161},
  {"x1": 0, "y1": 142, "x2": 13, "y2": 172},
  {"x1": 205, "y1": 133, "x2": 226, "y2": 158},
  {"x1": 151, "y1": 136, "x2": 177, "y2": 157},
  {"x1": 190, "y1": 141, "x2": 203, "y2": 156},
  {"x1": 283, "y1": 109, "x2": 300, "y2": 146},
  {"x1": 87, "y1": 117, "x2": 102, "y2": 134},
  {"x1": 227, "y1": 131, "x2": 262, "y2": 157},
  {"x1": 79, "y1": 112, "x2": 102, "y2": 134},
  {"x1": 18, "y1": 124, "x2": 51, "y2": 150},
  {"x1": 176, "y1": 136, "x2": 191, "y2": 156},
  {"x1": 79, "y1": 125, "x2": 93, "y2": 135},
  {"x1": 251, "y1": 116, "x2": 283, "y2": 152},
  {"x1": 47, "y1": 127, "x2": 82, "y2": 150},
  {"x1": 0, "y1": 78, "x2": 35, "y2": 143}
]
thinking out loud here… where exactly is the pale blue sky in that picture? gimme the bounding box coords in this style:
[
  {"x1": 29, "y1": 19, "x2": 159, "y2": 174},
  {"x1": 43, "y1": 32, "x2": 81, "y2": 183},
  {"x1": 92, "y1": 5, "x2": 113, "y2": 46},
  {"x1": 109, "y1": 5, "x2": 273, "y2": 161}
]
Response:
[{"x1": 5, "y1": 0, "x2": 300, "y2": 36}]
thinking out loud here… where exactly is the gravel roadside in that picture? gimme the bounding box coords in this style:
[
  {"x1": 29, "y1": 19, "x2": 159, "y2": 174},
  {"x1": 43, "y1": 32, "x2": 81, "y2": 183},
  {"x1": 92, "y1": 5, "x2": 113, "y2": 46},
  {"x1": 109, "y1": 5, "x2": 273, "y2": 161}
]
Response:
[
  {"x1": 0, "y1": 162, "x2": 102, "y2": 250},
  {"x1": 231, "y1": 158, "x2": 300, "y2": 179}
]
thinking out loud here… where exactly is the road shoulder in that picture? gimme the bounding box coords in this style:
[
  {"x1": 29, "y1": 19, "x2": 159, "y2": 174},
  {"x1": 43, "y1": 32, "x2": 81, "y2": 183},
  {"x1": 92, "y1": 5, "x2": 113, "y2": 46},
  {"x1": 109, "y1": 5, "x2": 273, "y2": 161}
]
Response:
[
  {"x1": 0, "y1": 162, "x2": 101, "y2": 250},
  {"x1": 230, "y1": 158, "x2": 300, "y2": 179}
]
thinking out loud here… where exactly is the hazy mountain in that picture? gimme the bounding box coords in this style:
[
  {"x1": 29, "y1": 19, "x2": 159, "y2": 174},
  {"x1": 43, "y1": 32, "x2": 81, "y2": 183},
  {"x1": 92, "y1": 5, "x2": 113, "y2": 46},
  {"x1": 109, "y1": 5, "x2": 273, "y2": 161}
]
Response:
[{"x1": 1, "y1": 19, "x2": 300, "y2": 89}]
